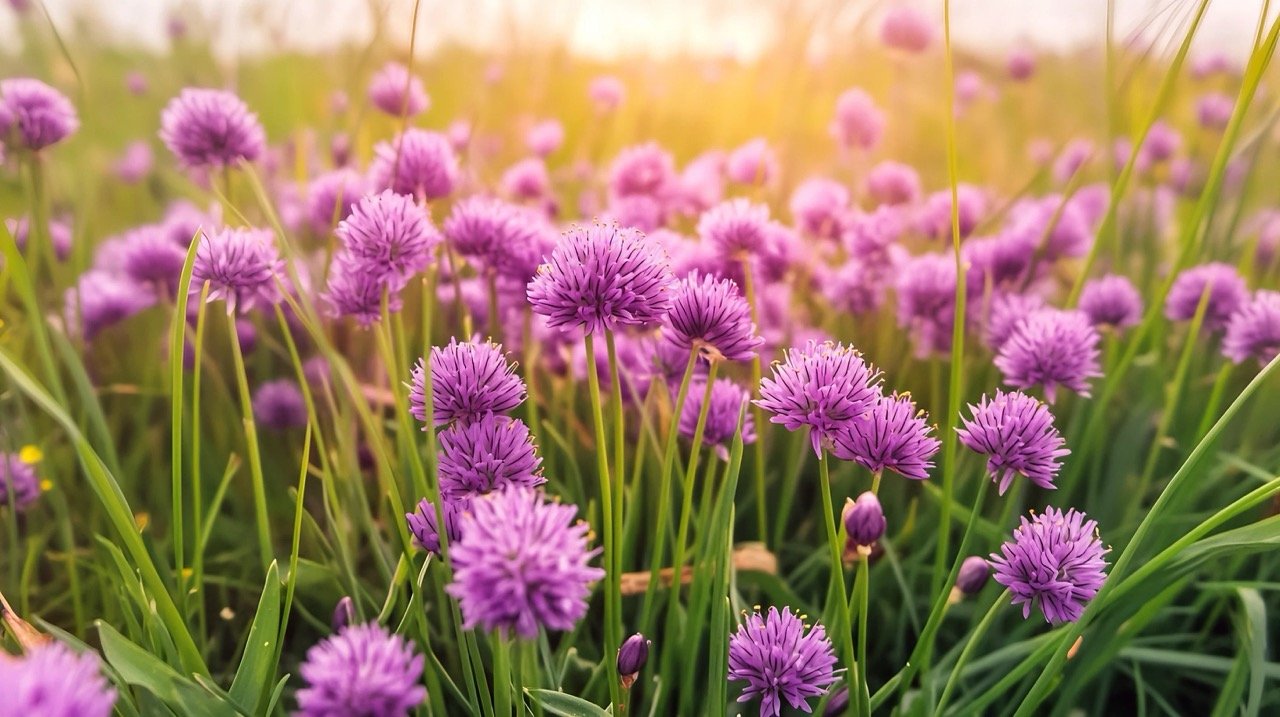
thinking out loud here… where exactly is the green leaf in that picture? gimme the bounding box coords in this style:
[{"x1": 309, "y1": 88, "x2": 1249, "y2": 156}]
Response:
[
  {"x1": 525, "y1": 689, "x2": 610, "y2": 717},
  {"x1": 1234, "y1": 588, "x2": 1268, "y2": 717},
  {"x1": 229, "y1": 561, "x2": 283, "y2": 713},
  {"x1": 97, "y1": 622, "x2": 239, "y2": 717}
]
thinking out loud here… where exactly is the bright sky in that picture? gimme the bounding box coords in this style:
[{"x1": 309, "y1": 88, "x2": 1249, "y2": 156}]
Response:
[{"x1": 1, "y1": 0, "x2": 1270, "y2": 62}]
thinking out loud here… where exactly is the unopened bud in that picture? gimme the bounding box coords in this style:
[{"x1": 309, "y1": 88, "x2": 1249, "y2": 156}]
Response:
[
  {"x1": 332, "y1": 596, "x2": 355, "y2": 633},
  {"x1": 617, "y1": 633, "x2": 650, "y2": 689},
  {"x1": 824, "y1": 686, "x2": 849, "y2": 716},
  {"x1": 842, "y1": 492, "x2": 886, "y2": 555},
  {"x1": 956, "y1": 556, "x2": 991, "y2": 595}
]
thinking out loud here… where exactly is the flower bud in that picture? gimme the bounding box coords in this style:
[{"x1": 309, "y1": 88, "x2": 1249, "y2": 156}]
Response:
[
  {"x1": 824, "y1": 686, "x2": 849, "y2": 716},
  {"x1": 842, "y1": 491, "x2": 886, "y2": 555},
  {"x1": 956, "y1": 556, "x2": 991, "y2": 595},
  {"x1": 331, "y1": 596, "x2": 355, "y2": 633},
  {"x1": 617, "y1": 633, "x2": 650, "y2": 689}
]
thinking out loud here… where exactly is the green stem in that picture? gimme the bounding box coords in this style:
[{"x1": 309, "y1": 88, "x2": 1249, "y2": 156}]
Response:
[
  {"x1": 933, "y1": 590, "x2": 1008, "y2": 717},
  {"x1": 604, "y1": 331, "x2": 626, "y2": 628},
  {"x1": 192, "y1": 283, "x2": 211, "y2": 644},
  {"x1": 493, "y1": 633, "x2": 513, "y2": 717},
  {"x1": 583, "y1": 333, "x2": 622, "y2": 713},
  {"x1": 487, "y1": 271, "x2": 502, "y2": 344},
  {"x1": 668, "y1": 362, "x2": 720, "y2": 608},
  {"x1": 739, "y1": 260, "x2": 770, "y2": 545},
  {"x1": 817, "y1": 448, "x2": 857, "y2": 712},
  {"x1": 1193, "y1": 363, "x2": 1234, "y2": 441},
  {"x1": 226, "y1": 312, "x2": 274, "y2": 569}
]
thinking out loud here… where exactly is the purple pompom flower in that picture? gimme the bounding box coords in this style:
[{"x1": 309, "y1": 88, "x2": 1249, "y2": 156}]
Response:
[
  {"x1": 920, "y1": 185, "x2": 987, "y2": 240},
  {"x1": 119, "y1": 225, "x2": 188, "y2": 292},
  {"x1": 1078, "y1": 274, "x2": 1143, "y2": 331},
  {"x1": 830, "y1": 88, "x2": 884, "y2": 152},
  {"x1": 437, "y1": 413, "x2": 544, "y2": 500},
  {"x1": 725, "y1": 137, "x2": 779, "y2": 186},
  {"x1": 664, "y1": 272, "x2": 762, "y2": 363},
  {"x1": 306, "y1": 169, "x2": 366, "y2": 233},
  {"x1": 7, "y1": 215, "x2": 73, "y2": 262},
  {"x1": 527, "y1": 222, "x2": 675, "y2": 336},
  {"x1": 880, "y1": 6, "x2": 935, "y2": 53},
  {"x1": 956, "y1": 390, "x2": 1070, "y2": 495},
  {"x1": 190, "y1": 227, "x2": 285, "y2": 314},
  {"x1": 589, "y1": 75, "x2": 625, "y2": 113},
  {"x1": 0, "y1": 453, "x2": 40, "y2": 512},
  {"x1": 990, "y1": 507, "x2": 1109, "y2": 624},
  {"x1": 680, "y1": 378, "x2": 756, "y2": 461},
  {"x1": 727, "y1": 606, "x2": 839, "y2": 717},
  {"x1": 698, "y1": 198, "x2": 771, "y2": 262},
  {"x1": 824, "y1": 258, "x2": 890, "y2": 315},
  {"x1": 406, "y1": 497, "x2": 464, "y2": 555},
  {"x1": 367, "y1": 62, "x2": 429, "y2": 117},
  {"x1": 1164, "y1": 262, "x2": 1249, "y2": 332},
  {"x1": 447, "y1": 487, "x2": 604, "y2": 638},
  {"x1": 831, "y1": 393, "x2": 940, "y2": 480},
  {"x1": 1196, "y1": 92, "x2": 1234, "y2": 131},
  {"x1": 322, "y1": 252, "x2": 399, "y2": 326},
  {"x1": 864, "y1": 161, "x2": 921, "y2": 206},
  {"x1": 336, "y1": 190, "x2": 440, "y2": 284},
  {"x1": 0, "y1": 641, "x2": 116, "y2": 717},
  {"x1": 412, "y1": 339, "x2": 526, "y2": 426},
  {"x1": 63, "y1": 271, "x2": 156, "y2": 341},
  {"x1": 895, "y1": 252, "x2": 959, "y2": 358},
  {"x1": 114, "y1": 140, "x2": 153, "y2": 182},
  {"x1": 501, "y1": 157, "x2": 552, "y2": 204},
  {"x1": 252, "y1": 379, "x2": 307, "y2": 431},
  {"x1": 607, "y1": 142, "x2": 676, "y2": 199},
  {"x1": 842, "y1": 491, "x2": 886, "y2": 551},
  {"x1": 790, "y1": 178, "x2": 850, "y2": 241},
  {"x1": 756, "y1": 340, "x2": 882, "y2": 455},
  {"x1": 159, "y1": 88, "x2": 265, "y2": 169},
  {"x1": 995, "y1": 308, "x2": 1102, "y2": 402},
  {"x1": 369, "y1": 129, "x2": 458, "y2": 200},
  {"x1": 296, "y1": 623, "x2": 426, "y2": 717},
  {"x1": 983, "y1": 292, "x2": 1045, "y2": 351},
  {"x1": 525, "y1": 119, "x2": 564, "y2": 157},
  {"x1": 0, "y1": 78, "x2": 79, "y2": 151},
  {"x1": 1007, "y1": 47, "x2": 1037, "y2": 80},
  {"x1": 1222, "y1": 290, "x2": 1280, "y2": 366}
]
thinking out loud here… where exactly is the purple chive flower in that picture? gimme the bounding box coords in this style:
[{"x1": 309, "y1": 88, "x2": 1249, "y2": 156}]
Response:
[
  {"x1": 824, "y1": 258, "x2": 890, "y2": 315},
  {"x1": 331, "y1": 596, "x2": 355, "y2": 633},
  {"x1": 252, "y1": 379, "x2": 307, "y2": 431},
  {"x1": 0, "y1": 78, "x2": 79, "y2": 151},
  {"x1": 119, "y1": 225, "x2": 187, "y2": 292},
  {"x1": 991, "y1": 507, "x2": 1109, "y2": 624},
  {"x1": 880, "y1": 6, "x2": 935, "y2": 53},
  {"x1": 446, "y1": 199, "x2": 555, "y2": 282},
  {"x1": 7, "y1": 215, "x2": 73, "y2": 261},
  {"x1": 63, "y1": 271, "x2": 155, "y2": 341},
  {"x1": 0, "y1": 641, "x2": 116, "y2": 717},
  {"x1": 412, "y1": 339, "x2": 526, "y2": 426},
  {"x1": 162, "y1": 200, "x2": 220, "y2": 247},
  {"x1": 406, "y1": 497, "x2": 464, "y2": 555},
  {"x1": 525, "y1": 119, "x2": 564, "y2": 157},
  {"x1": 832, "y1": 393, "x2": 940, "y2": 480},
  {"x1": 956, "y1": 556, "x2": 991, "y2": 595},
  {"x1": 369, "y1": 129, "x2": 458, "y2": 200},
  {"x1": 864, "y1": 161, "x2": 921, "y2": 206},
  {"x1": 1052, "y1": 140, "x2": 1095, "y2": 184},
  {"x1": 1078, "y1": 274, "x2": 1143, "y2": 331},
  {"x1": 159, "y1": 88, "x2": 265, "y2": 169},
  {"x1": 790, "y1": 178, "x2": 850, "y2": 241},
  {"x1": 589, "y1": 75, "x2": 625, "y2": 113},
  {"x1": 501, "y1": 157, "x2": 552, "y2": 203},
  {"x1": 367, "y1": 62, "x2": 429, "y2": 117},
  {"x1": 447, "y1": 487, "x2": 604, "y2": 638},
  {"x1": 996, "y1": 308, "x2": 1102, "y2": 402},
  {"x1": 607, "y1": 142, "x2": 676, "y2": 199},
  {"x1": 680, "y1": 378, "x2": 756, "y2": 461},
  {"x1": 125, "y1": 71, "x2": 148, "y2": 96},
  {"x1": 190, "y1": 227, "x2": 284, "y2": 314},
  {"x1": 1196, "y1": 92, "x2": 1234, "y2": 131},
  {"x1": 829, "y1": 88, "x2": 884, "y2": 152},
  {"x1": 664, "y1": 272, "x2": 762, "y2": 362},
  {"x1": 1222, "y1": 290, "x2": 1280, "y2": 366},
  {"x1": 756, "y1": 340, "x2": 882, "y2": 455},
  {"x1": 920, "y1": 185, "x2": 987, "y2": 240},
  {"x1": 527, "y1": 222, "x2": 675, "y2": 336},
  {"x1": 306, "y1": 169, "x2": 367, "y2": 233},
  {"x1": 842, "y1": 491, "x2": 886, "y2": 551},
  {"x1": 963, "y1": 233, "x2": 1036, "y2": 290},
  {"x1": 1164, "y1": 262, "x2": 1249, "y2": 332},
  {"x1": 1007, "y1": 47, "x2": 1036, "y2": 80},
  {"x1": 698, "y1": 198, "x2": 772, "y2": 262},
  {"x1": 322, "y1": 252, "x2": 399, "y2": 326},
  {"x1": 727, "y1": 606, "x2": 839, "y2": 717},
  {"x1": 843, "y1": 206, "x2": 906, "y2": 264},
  {"x1": 336, "y1": 190, "x2": 440, "y2": 283},
  {"x1": 0, "y1": 453, "x2": 40, "y2": 512},
  {"x1": 956, "y1": 389, "x2": 1070, "y2": 495},
  {"x1": 296, "y1": 623, "x2": 426, "y2": 717},
  {"x1": 617, "y1": 633, "x2": 651, "y2": 689},
  {"x1": 605, "y1": 194, "x2": 665, "y2": 232},
  {"x1": 1139, "y1": 120, "x2": 1181, "y2": 164},
  {"x1": 895, "y1": 252, "x2": 959, "y2": 358},
  {"x1": 437, "y1": 414, "x2": 544, "y2": 500},
  {"x1": 114, "y1": 140, "x2": 153, "y2": 182},
  {"x1": 983, "y1": 292, "x2": 1045, "y2": 351},
  {"x1": 725, "y1": 137, "x2": 778, "y2": 186}
]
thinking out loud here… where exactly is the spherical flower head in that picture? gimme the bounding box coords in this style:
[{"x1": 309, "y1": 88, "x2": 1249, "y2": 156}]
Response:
[
  {"x1": 672, "y1": 150, "x2": 726, "y2": 215},
  {"x1": 589, "y1": 75, "x2": 625, "y2": 113},
  {"x1": 1005, "y1": 196, "x2": 1094, "y2": 261},
  {"x1": 956, "y1": 556, "x2": 991, "y2": 595},
  {"x1": 829, "y1": 88, "x2": 884, "y2": 151},
  {"x1": 527, "y1": 222, "x2": 675, "y2": 336},
  {"x1": 500, "y1": 157, "x2": 552, "y2": 202},
  {"x1": 991, "y1": 507, "x2": 1109, "y2": 624},
  {"x1": 0, "y1": 641, "x2": 116, "y2": 717},
  {"x1": 864, "y1": 161, "x2": 920, "y2": 206},
  {"x1": 842, "y1": 491, "x2": 886, "y2": 551},
  {"x1": 1139, "y1": 120, "x2": 1181, "y2": 164},
  {"x1": 832, "y1": 393, "x2": 939, "y2": 480},
  {"x1": 1191, "y1": 50, "x2": 1237, "y2": 79},
  {"x1": 1052, "y1": 139, "x2": 1095, "y2": 185},
  {"x1": 1007, "y1": 47, "x2": 1036, "y2": 80},
  {"x1": 996, "y1": 309, "x2": 1102, "y2": 402},
  {"x1": 119, "y1": 225, "x2": 188, "y2": 292},
  {"x1": 8, "y1": 215, "x2": 73, "y2": 262},
  {"x1": 824, "y1": 258, "x2": 889, "y2": 315},
  {"x1": 367, "y1": 62, "x2": 429, "y2": 117},
  {"x1": 159, "y1": 88, "x2": 265, "y2": 169},
  {"x1": 0, "y1": 78, "x2": 79, "y2": 151},
  {"x1": 880, "y1": 6, "x2": 935, "y2": 53},
  {"x1": 406, "y1": 497, "x2": 464, "y2": 554},
  {"x1": 680, "y1": 378, "x2": 757, "y2": 461},
  {"x1": 296, "y1": 623, "x2": 426, "y2": 717},
  {"x1": 962, "y1": 233, "x2": 1036, "y2": 291},
  {"x1": 336, "y1": 190, "x2": 440, "y2": 284},
  {"x1": 664, "y1": 271, "x2": 762, "y2": 362},
  {"x1": 727, "y1": 606, "x2": 839, "y2": 717},
  {"x1": 114, "y1": 140, "x2": 153, "y2": 183},
  {"x1": 920, "y1": 185, "x2": 986, "y2": 240},
  {"x1": 63, "y1": 271, "x2": 156, "y2": 341},
  {"x1": 1196, "y1": 91, "x2": 1233, "y2": 131},
  {"x1": 895, "y1": 252, "x2": 958, "y2": 358},
  {"x1": 756, "y1": 340, "x2": 882, "y2": 455},
  {"x1": 607, "y1": 142, "x2": 676, "y2": 199},
  {"x1": 983, "y1": 291, "x2": 1044, "y2": 351},
  {"x1": 369, "y1": 129, "x2": 458, "y2": 200},
  {"x1": 446, "y1": 487, "x2": 604, "y2": 638},
  {"x1": 413, "y1": 339, "x2": 526, "y2": 426},
  {"x1": 437, "y1": 414, "x2": 544, "y2": 500},
  {"x1": 322, "y1": 252, "x2": 401, "y2": 326},
  {"x1": 790, "y1": 178, "x2": 850, "y2": 241},
  {"x1": 1223, "y1": 290, "x2": 1280, "y2": 366},
  {"x1": 525, "y1": 119, "x2": 564, "y2": 157},
  {"x1": 0, "y1": 452, "x2": 40, "y2": 512},
  {"x1": 1164, "y1": 262, "x2": 1249, "y2": 332},
  {"x1": 605, "y1": 194, "x2": 665, "y2": 233},
  {"x1": 725, "y1": 137, "x2": 778, "y2": 186},
  {"x1": 698, "y1": 198, "x2": 771, "y2": 262},
  {"x1": 191, "y1": 227, "x2": 284, "y2": 314},
  {"x1": 956, "y1": 389, "x2": 1070, "y2": 495},
  {"x1": 252, "y1": 379, "x2": 307, "y2": 431},
  {"x1": 1078, "y1": 274, "x2": 1143, "y2": 331},
  {"x1": 306, "y1": 169, "x2": 367, "y2": 233}
]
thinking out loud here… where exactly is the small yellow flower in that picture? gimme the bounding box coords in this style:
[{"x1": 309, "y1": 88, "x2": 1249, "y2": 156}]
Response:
[
  {"x1": 39, "y1": 479, "x2": 53, "y2": 493},
  {"x1": 19, "y1": 445, "x2": 43, "y2": 464},
  {"x1": 134, "y1": 512, "x2": 150, "y2": 532}
]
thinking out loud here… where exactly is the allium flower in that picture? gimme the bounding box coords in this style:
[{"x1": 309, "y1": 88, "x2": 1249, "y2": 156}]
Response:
[
  {"x1": 1078, "y1": 274, "x2": 1143, "y2": 330},
  {"x1": 447, "y1": 487, "x2": 604, "y2": 638},
  {"x1": 1196, "y1": 92, "x2": 1234, "y2": 131},
  {"x1": 664, "y1": 272, "x2": 762, "y2": 362},
  {"x1": 159, "y1": 88, "x2": 265, "y2": 168},
  {"x1": 842, "y1": 491, "x2": 886, "y2": 550},
  {"x1": 698, "y1": 198, "x2": 771, "y2": 262},
  {"x1": 322, "y1": 253, "x2": 399, "y2": 325},
  {"x1": 1190, "y1": 51, "x2": 1237, "y2": 79},
  {"x1": 114, "y1": 140, "x2": 153, "y2": 182},
  {"x1": 956, "y1": 556, "x2": 991, "y2": 595},
  {"x1": 63, "y1": 271, "x2": 156, "y2": 341},
  {"x1": 296, "y1": 623, "x2": 426, "y2": 717},
  {"x1": 406, "y1": 497, "x2": 464, "y2": 554},
  {"x1": 756, "y1": 340, "x2": 882, "y2": 455},
  {"x1": 190, "y1": 227, "x2": 284, "y2": 314},
  {"x1": 963, "y1": 233, "x2": 1036, "y2": 291},
  {"x1": 920, "y1": 185, "x2": 986, "y2": 240},
  {"x1": 829, "y1": 88, "x2": 885, "y2": 151},
  {"x1": 996, "y1": 309, "x2": 1102, "y2": 402},
  {"x1": 1007, "y1": 47, "x2": 1036, "y2": 80},
  {"x1": 956, "y1": 389, "x2": 1070, "y2": 494},
  {"x1": 525, "y1": 119, "x2": 564, "y2": 157},
  {"x1": 119, "y1": 225, "x2": 187, "y2": 291},
  {"x1": 0, "y1": 641, "x2": 116, "y2": 717},
  {"x1": 680, "y1": 378, "x2": 756, "y2": 460},
  {"x1": 527, "y1": 222, "x2": 675, "y2": 336},
  {"x1": 0, "y1": 453, "x2": 40, "y2": 512},
  {"x1": 990, "y1": 507, "x2": 1109, "y2": 624},
  {"x1": 895, "y1": 252, "x2": 959, "y2": 358},
  {"x1": 444, "y1": 196, "x2": 554, "y2": 280},
  {"x1": 672, "y1": 150, "x2": 726, "y2": 215},
  {"x1": 1138, "y1": 120, "x2": 1180, "y2": 164},
  {"x1": 1164, "y1": 262, "x2": 1249, "y2": 332},
  {"x1": 589, "y1": 75, "x2": 626, "y2": 113},
  {"x1": 336, "y1": 190, "x2": 440, "y2": 283},
  {"x1": 727, "y1": 606, "x2": 839, "y2": 717},
  {"x1": 125, "y1": 71, "x2": 148, "y2": 96},
  {"x1": 617, "y1": 633, "x2": 651, "y2": 688},
  {"x1": 832, "y1": 393, "x2": 939, "y2": 480},
  {"x1": 437, "y1": 414, "x2": 544, "y2": 500},
  {"x1": 412, "y1": 339, "x2": 526, "y2": 426},
  {"x1": 252, "y1": 379, "x2": 307, "y2": 431},
  {"x1": 369, "y1": 129, "x2": 458, "y2": 200},
  {"x1": 790, "y1": 178, "x2": 850, "y2": 240},
  {"x1": 306, "y1": 169, "x2": 366, "y2": 232},
  {"x1": 864, "y1": 161, "x2": 921, "y2": 206},
  {"x1": 983, "y1": 292, "x2": 1045, "y2": 350},
  {"x1": 500, "y1": 157, "x2": 552, "y2": 203},
  {"x1": 1004, "y1": 196, "x2": 1093, "y2": 261},
  {"x1": 880, "y1": 6, "x2": 935, "y2": 53},
  {"x1": 1052, "y1": 140, "x2": 1095, "y2": 185},
  {"x1": 725, "y1": 137, "x2": 778, "y2": 186},
  {"x1": 607, "y1": 142, "x2": 676, "y2": 199},
  {"x1": 0, "y1": 78, "x2": 79, "y2": 151},
  {"x1": 824, "y1": 258, "x2": 889, "y2": 315},
  {"x1": 162, "y1": 200, "x2": 220, "y2": 248},
  {"x1": 605, "y1": 194, "x2": 665, "y2": 232},
  {"x1": 7, "y1": 215, "x2": 73, "y2": 261},
  {"x1": 1222, "y1": 290, "x2": 1280, "y2": 366},
  {"x1": 367, "y1": 62, "x2": 429, "y2": 117}
]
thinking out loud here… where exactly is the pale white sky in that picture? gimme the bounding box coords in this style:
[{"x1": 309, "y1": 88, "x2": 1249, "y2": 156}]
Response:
[{"x1": 1, "y1": 0, "x2": 1271, "y2": 62}]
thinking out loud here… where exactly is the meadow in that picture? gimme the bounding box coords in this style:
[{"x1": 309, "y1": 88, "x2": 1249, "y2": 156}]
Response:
[{"x1": 1, "y1": 1, "x2": 1279, "y2": 715}]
